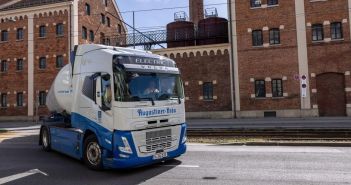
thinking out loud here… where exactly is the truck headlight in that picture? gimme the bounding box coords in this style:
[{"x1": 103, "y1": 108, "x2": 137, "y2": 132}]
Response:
[
  {"x1": 182, "y1": 129, "x2": 187, "y2": 144},
  {"x1": 118, "y1": 137, "x2": 133, "y2": 154}
]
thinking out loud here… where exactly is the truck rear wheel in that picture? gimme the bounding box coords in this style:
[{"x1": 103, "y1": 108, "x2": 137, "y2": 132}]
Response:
[
  {"x1": 83, "y1": 135, "x2": 103, "y2": 170},
  {"x1": 41, "y1": 127, "x2": 51, "y2": 152}
]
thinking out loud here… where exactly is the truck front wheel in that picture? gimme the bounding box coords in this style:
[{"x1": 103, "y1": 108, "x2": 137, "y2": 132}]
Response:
[
  {"x1": 41, "y1": 127, "x2": 51, "y2": 152},
  {"x1": 83, "y1": 135, "x2": 103, "y2": 170}
]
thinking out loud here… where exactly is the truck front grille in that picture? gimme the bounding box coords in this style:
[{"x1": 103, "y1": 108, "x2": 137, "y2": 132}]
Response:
[{"x1": 145, "y1": 129, "x2": 172, "y2": 152}]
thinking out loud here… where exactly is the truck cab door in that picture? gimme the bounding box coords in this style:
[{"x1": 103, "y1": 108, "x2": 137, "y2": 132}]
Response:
[{"x1": 94, "y1": 74, "x2": 113, "y2": 130}]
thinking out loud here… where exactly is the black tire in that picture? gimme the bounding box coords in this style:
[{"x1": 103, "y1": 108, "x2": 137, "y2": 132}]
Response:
[
  {"x1": 41, "y1": 127, "x2": 51, "y2": 152},
  {"x1": 83, "y1": 135, "x2": 103, "y2": 170}
]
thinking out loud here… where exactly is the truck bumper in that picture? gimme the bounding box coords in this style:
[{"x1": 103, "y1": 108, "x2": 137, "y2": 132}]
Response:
[
  {"x1": 103, "y1": 123, "x2": 187, "y2": 169},
  {"x1": 103, "y1": 143, "x2": 186, "y2": 169}
]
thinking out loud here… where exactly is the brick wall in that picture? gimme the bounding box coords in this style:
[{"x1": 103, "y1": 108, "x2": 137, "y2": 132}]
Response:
[
  {"x1": 167, "y1": 49, "x2": 232, "y2": 112},
  {"x1": 33, "y1": 10, "x2": 70, "y2": 116},
  {"x1": 0, "y1": 16, "x2": 29, "y2": 116},
  {"x1": 235, "y1": 0, "x2": 301, "y2": 111},
  {"x1": 78, "y1": 0, "x2": 125, "y2": 45}
]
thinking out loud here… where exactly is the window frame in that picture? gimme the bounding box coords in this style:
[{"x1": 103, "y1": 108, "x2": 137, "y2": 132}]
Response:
[
  {"x1": 107, "y1": 17, "x2": 111, "y2": 27},
  {"x1": 267, "y1": 0, "x2": 278, "y2": 6},
  {"x1": 1, "y1": 30, "x2": 8, "y2": 42},
  {"x1": 271, "y1": 79, "x2": 283, "y2": 97},
  {"x1": 252, "y1": 29, "x2": 263, "y2": 46},
  {"x1": 250, "y1": 0, "x2": 261, "y2": 8},
  {"x1": 39, "y1": 25, "x2": 46, "y2": 38},
  {"x1": 1, "y1": 93, "x2": 7, "y2": 108},
  {"x1": 17, "y1": 92, "x2": 24, "y2": 107},
  {"x1": 0, "y1": 60, "x2": 8, "y2": 72},
  {"x1": 39, "y1": 57, "x2": 46, "y2": 69},
  {"x1": 89, "y1": 30, "x2": 95, "y2": 42},
  {"x1": 82, "y1": 26, "x2": 87, "y2": 40},
  {"x1": 203, "y1": 82, "x2": 214, "y2": 101},
  {"x1": 101, "y1": 14, "x2": 106, "y2": 24},
  {"x1": 56, "y1": 55, "x2": 64, "y2": 69},
  {"x1": 269, "y1": 28, "x2": 280, "y2": 45},
  {"x1": 255, "y1": 80, "x2": 266, "y2": 98},
  {"x1": 39, "y1": 91, "x2": 47, "y2": 106},
  {"x1": 330, "y1": 22, "x2": 343, "y2": 40},
  {"x1": 312, "y1": 24, "x2": 324, "y2": 42},
  {"x1": 56, "y1": 23, "x2": 64, "y2": 36},
  {"x1": 85, "y1": 3, "x2": 91, "y2": 15},
  {"x1": 16, "y1": 59, "x2": 24, "y2": 71},
  {"x1": 16, "y1": 28, "x2": 24, "y2": 40}
]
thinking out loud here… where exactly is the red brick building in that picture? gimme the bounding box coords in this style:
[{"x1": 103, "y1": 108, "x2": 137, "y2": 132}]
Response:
[
  {"x1": 154, "y1": 0, "x2": 351, "y2": 118},
  {"x1": 230, "y1": 0, "x2": 351, "y2": 117},
  {"x1": 0, "y1": 0, "x2": 126, "y2": 120}
]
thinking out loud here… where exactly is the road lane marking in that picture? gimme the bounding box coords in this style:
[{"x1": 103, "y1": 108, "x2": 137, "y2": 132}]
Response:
[
  {"x1": 0, "y1": 129, "x2": 39, "y2": 143},
  {"x1": 0, "y1": 169, "x2": 48, "y2": 185},
  {"x1": 187, "y1": 145, "x2": 343, "y2": 153},
  {"x1": 159, "y1": 164, "x2": 200, "y2": 168}
]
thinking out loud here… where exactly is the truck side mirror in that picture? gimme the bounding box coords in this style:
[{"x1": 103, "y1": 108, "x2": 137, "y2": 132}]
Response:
[{"x1": 95, "y1": 76, "x2": 103, "y2": 108}]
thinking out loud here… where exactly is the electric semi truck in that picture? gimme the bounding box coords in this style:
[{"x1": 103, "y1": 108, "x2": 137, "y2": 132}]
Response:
[{"x1": 39, "y1": 44, "x2": 187, "y2": 170}]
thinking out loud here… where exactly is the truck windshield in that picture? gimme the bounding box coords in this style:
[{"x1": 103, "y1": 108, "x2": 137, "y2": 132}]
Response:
[{"x1": 114, "y1": 71, "x2": 184, "y2": 102}]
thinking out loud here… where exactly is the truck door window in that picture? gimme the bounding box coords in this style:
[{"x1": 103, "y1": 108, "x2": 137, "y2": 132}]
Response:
[{"x1": 101, "y1": 74, "x2": 112, "y2": 110}]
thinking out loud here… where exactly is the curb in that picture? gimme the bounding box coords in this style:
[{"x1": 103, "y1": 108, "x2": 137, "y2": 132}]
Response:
[{"x1": 218, "y1": 142, "x2": 351, "y2": 147}]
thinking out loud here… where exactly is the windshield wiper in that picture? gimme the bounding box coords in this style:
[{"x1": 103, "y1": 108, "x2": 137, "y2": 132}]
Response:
[
  {"x1": 139, "y1": 97, "x2": 155, "y2": 106},
  {"x1": 170, "y1": 96, "x2": 181, "y2": 104}
]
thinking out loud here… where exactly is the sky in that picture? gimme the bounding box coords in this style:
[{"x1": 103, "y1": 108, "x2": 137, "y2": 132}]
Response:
[{"x1": 115, "y1": 0, "x2": 228, "y2": 33}]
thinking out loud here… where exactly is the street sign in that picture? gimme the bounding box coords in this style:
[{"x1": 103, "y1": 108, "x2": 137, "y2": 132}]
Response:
[{"x1": 301, "y1": 75, "x2": 307, "y2": 98}]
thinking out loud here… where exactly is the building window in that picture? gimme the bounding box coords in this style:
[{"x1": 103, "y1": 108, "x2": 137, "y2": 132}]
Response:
[
  {"x1": 17, "y1": 92, "x2": 24, "y2": 107},
  {"x1": 17, "y1": 28, "x2": 24, "y2": 40},
  {"x1": 100, "y1": 32, "x2": 105, "y2": 44},
  {"x1": 1, "y1": 60, "x2": 8, "y2": 72},
  {"x1": 269, "y1": 28, "x2": 280, "y2": 45},
  {"x1": 82, "y1": 26, "x2": 87, "y2": 39},
  {"x1": 267, "y1": 0, "x2": 278, "y2": 6},
  {"x1": 331, "y1": 22, "x2": 343, "y2": 40},
  {"x1": 85, "y1": 3, "x2": 91, "y2": 15},
  {"x1": 39, "y1": 25, "x2": 46, "y2": 38},
  {"x1": 101, "y1": 14, "x2": 106, "y2": 24},
  {"x1": 1, "y1": 30, "x2": 8, "y2": 41},
  {"x1": 105, "y1": 38, "x2": 111, "y2": 46},
  {"x1": 272, "y1": 79, "x2": 283, "y2": 97},
  {"x1": 39, "y1": 57, "x2": 46, "y2": 69},
  {"x1": 250, "y1": 0, "x2": 261, "y2": 7},
  {"x1": 89, "y1": 30, "x2": 95, "y2": 42},
  {"x1": 1, "y1": 94, "x2": 7, "y2": 108},
  {"x1": 17, "y1": 59, "x2": 24, "y2": 71},
  {"x1": 118, "y1": 24, "x2": 122, "y2": 34},
  {"x1": 252, "y1": 30, "x2": 263, "y2": 46},
  {"x1": 255, "y1": 80, "x2": 266, "y2": 98},
  {"x1": 203, "y1": 82, "x2": 214, "y2": 100},
  {"x1": 56, "y1": 23, "x2": 64, "y2": 36},
  {"x1": 312, "y1": 24, "x2": 324, "y2": 41},
  {"x1": 39, "y1": 91, "x2": 46, "y2": 106},
  {"x1": 107, "y1": 17, "x2": 111, "y2": 27},
  {"x1": 103, "y1": 0, "x2": 108, "y2": 6},
  {"x1": 56, "y1": 55, "x2": 64, "y2": 68}
]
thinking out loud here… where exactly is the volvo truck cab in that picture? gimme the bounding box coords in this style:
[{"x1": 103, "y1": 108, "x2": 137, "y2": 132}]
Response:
[{"x1": 39, "y1": 44, "x2": 187, "y2": 170}]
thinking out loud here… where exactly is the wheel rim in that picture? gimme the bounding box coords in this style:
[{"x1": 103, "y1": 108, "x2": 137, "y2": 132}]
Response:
[
  {"x1": 87, "y1": 142, "x2": 101, "y2": 166},
  {"x1": 42, "y1": 130, "x2": 48, "y2": 148}
]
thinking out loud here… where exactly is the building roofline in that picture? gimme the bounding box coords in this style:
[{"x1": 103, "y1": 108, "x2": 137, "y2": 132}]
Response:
[{"x1": 111, "y1": 0, "x2": 127, "y2": 33}]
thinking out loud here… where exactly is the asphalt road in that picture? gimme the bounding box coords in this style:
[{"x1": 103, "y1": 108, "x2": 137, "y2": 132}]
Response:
[{"x1": 1, "y1": 131, "x2": 351, "y2": 185}]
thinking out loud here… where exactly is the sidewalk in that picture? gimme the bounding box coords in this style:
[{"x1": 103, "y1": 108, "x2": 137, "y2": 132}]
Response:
[
  {"x1": 0, "y1": 121, "x2": 39, "y2": 129},
  {"x1": 187, "y1": 117, "x2": 351, "y2": 129}
]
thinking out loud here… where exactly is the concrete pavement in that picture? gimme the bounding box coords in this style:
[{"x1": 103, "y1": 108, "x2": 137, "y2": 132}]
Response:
[
  {"x1": 187, "y1": 117, "x2": 351, "y2": 129},
  {"x1": 1, "y1": 132, "x2": 351, "y2": 185}
]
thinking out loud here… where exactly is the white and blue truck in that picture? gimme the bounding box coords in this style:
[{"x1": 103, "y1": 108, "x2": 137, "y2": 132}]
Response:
[{"x1": 39, "y1": 44, "x2": 187, "y2": 170}]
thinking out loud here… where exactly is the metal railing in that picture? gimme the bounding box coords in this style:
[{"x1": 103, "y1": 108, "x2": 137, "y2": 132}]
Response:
[{"x1": 107, "y1": 29, "x2": 229, "y2": 50}]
